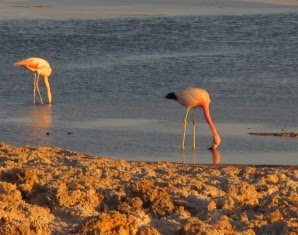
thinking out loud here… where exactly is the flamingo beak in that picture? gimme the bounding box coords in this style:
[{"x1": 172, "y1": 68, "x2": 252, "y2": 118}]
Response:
[
  {"x1": 209, "y1": 143, "x2": 219, "y2": 150},
  {"x1": 165, "y1": 92, "x2": 177, "y2": 100}
]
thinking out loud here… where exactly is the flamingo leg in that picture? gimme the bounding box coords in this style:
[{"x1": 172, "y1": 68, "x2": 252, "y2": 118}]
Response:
[
  {"x1": 33, "y1": 73, "x2": 37, "y2": 104},
  {"x1": 36, "y1": 73, "x2": 43, "y2": 104},
  {"x1": 181, "y1": 107, "x2": 190, "y2": 150},
  {"x1": 192, "y1": 108, "x2": 196, "y2": 149}
]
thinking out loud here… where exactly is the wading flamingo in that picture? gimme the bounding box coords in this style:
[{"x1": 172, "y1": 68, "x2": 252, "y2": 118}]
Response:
[
  {"x1": 166, "y1": 87, "x2": 221, "y2": 150},
  {"x1": 14, "y1": 57, "x2": 52, "y2": 104}
]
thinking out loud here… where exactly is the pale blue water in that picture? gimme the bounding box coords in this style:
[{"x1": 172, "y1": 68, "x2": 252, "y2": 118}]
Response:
[{"x1": 0, "y1": 14, "x2": 297, "y2": 164}]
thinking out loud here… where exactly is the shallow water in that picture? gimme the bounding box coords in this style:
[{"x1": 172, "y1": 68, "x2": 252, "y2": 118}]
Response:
[{"x1": 0, "y1": 14, "x2": 297, "y2": 164}]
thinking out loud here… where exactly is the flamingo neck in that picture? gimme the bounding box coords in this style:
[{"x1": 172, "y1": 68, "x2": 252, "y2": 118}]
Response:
[
  {"x1": 43, "y1": 76, "x2": 52, "y2": 104},
  {"x1": 202, "y1": 104, "x2": 220, "y2": 143}
]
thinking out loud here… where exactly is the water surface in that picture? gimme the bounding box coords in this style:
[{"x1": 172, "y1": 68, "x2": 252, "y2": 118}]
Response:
[{"x1": 0, "y1": 14, "x2": 297, "y2": 164}]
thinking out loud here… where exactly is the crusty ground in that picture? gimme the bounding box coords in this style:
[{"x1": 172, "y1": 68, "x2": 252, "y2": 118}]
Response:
[{"x1": 0, "y1": 142, "x2": 297, "y2": 234}]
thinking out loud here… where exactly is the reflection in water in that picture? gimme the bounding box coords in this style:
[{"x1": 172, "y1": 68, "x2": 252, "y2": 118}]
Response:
[
  {"x1": 24, "y1": 105, "x2": 52, "y2": 140},
  {"x1": 180, "y1": 150, "x2": 185, "y2": 163},
  {"x1": 211, "y1": 149, "x2": 221, "y2": 164},
  {"x1": 181, "y1": 149, "x2": 221, "y2": 164}
]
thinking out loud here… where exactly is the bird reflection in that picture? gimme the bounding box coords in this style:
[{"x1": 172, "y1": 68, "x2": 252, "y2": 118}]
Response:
[
  {"x1": 211, "y1": 148, "x2": 221, "y2": 164},
  {"x1": 24, "y1": 105, "x2": 52, "y2": 139},
  {"x1": 180, "y1": 148, "x2": 221, "y2": 164}
]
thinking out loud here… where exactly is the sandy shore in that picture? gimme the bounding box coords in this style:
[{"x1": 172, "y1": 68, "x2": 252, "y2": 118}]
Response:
[
  {"x1": 0, "y1": 141, "x2": 297, "y2": 234},
  {"x1": 0, "y1": 0, "x2": 298, "y2": 20}
]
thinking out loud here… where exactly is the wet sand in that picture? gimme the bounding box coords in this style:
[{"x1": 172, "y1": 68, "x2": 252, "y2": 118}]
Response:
[
  {"x1": 0, "y1": 141, "x2": 297, "y2": 234},
  {"x1": 0, "y1": 0, "x2": 298, "y2": 20},
  {"x1": 249, "y1": 132, "x2": 298, "y2": 138}
]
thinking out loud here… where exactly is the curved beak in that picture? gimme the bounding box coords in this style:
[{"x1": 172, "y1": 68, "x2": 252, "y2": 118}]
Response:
[{"x1": 208, "y1": 143, "x2": 219, "y2": 150}]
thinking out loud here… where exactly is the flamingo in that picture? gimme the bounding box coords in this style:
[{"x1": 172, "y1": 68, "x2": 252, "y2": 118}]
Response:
[
  {"x1": 14, "y1": 57, "x2": 52, "y2": 104},
  {"x1": 166, "y1": 87, "x2": 221, "y2": 150}
]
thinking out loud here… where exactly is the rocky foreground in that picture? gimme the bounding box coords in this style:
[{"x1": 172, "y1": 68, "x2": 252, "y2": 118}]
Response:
[{"x1": 0, "y1": 142, "x2": 297, "y2": 234}]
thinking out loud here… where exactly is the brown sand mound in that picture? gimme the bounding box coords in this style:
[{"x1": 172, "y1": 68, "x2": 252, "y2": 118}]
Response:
[
  {"x1": 0, "y1": 142, "x2": 297, "y2": 234},
  {"x1": 249, "y1": 132, "x2": 298, "y2": 138}
]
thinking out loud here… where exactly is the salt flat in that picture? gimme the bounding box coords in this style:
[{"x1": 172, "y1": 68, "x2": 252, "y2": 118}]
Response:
[{"x1": 0, "y1": 0, "x2": 298, "y2": 20}]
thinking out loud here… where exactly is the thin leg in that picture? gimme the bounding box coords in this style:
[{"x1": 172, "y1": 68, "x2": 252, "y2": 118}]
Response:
[
  {"x1": 192, "y1": 108, "x2": 196, "y2": 149},
  {"x1": 33, "y1": 73, "x2": 37, "y2": 104},
  {"x1": 181, "y1": 108, "x2": 190, "y2": 150},
  {"x1": 36, "y1": 74, "x2": 43, "y2": 104}
]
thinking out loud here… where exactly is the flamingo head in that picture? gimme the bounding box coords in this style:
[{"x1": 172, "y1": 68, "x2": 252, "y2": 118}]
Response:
[
  {"x1": 165, "y1": 92, "x2": 177, "y2": 100},
  {"x1": 210, "y1": 136, "x2": 221, "y2": 150}
]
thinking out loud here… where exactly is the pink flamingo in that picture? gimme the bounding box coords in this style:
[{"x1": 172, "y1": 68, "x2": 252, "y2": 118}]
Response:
[
  {"x1": 14, "y1": 57, "x2": 52, "y2": 104},
  {"x1": 166, "y1": 87, "x2": 221, "y2": 150}
]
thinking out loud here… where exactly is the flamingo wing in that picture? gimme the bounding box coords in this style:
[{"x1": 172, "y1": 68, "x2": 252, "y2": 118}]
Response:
[
  {"x1": 177, "y1": 87, "x2": 210, "y2": 108},
  {"x1": 14, "y1": 57, "x2": 50, "y2": 73}
]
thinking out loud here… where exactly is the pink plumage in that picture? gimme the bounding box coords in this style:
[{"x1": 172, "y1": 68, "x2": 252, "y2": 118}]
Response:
[
  {"x1": 166, "y1": 87, "x2": 221, "y2": 150},
  {"x1": 14, "y1": 57, "x2": 53, "y2": 104}
]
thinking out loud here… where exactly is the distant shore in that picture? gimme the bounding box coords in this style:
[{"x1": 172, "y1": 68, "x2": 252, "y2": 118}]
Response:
[
  {"x1": 0, "y1": 141, "x2": 297, "y2": 234},
  {"x1": 0, "y1": 0, "x2": 298, "y2": 20}
]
